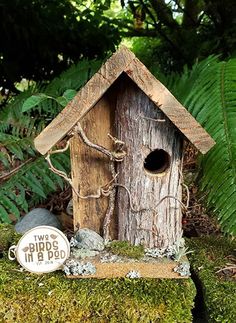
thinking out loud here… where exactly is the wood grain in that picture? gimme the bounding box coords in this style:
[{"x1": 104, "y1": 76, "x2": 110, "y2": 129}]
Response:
[
  {"x1": 124, "y1": 58, "x2": 215, "y2": 154},
  {"x1": 69, "y1": 133, "x2": 81, "y2": 231},
  {"x1": 34, "y1": 46, "x2": 214, "y2": 156},
  {"x1": 34, "y1": 46, "x2": 135, "y2": 155},
  {"x1": 69, "y1": 94, "x2": 116, "y2": 236},
  {"x1": 66, "y1": 261, "x2": 188, "y2": 279},
  {"x1": 115, "y1": 76, "x2": 183, "y2": 249}
]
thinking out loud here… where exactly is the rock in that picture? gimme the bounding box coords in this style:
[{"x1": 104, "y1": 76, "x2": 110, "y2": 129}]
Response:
[
  {"x1": 66, "y1": 199, "x2": 73, "y2": 216},
  {"x1": 15, "y1": 208, "x2": 62, "y2": 234},
  {"x1": 75, "y1": 228, "x2": 104, "y2": 251}
]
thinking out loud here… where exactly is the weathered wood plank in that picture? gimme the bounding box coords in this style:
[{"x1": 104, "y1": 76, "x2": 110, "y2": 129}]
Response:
[
  {"x1": 69, "y1": 132, "x2": 81, "y2": 231},
  {"x1": 115, "y1": 76, "x2": 183, "y2": 249},
  {"x1": 34, "y1": 46, "x2": 214, "y2": 156},
  {"x1": 69, "y1": 94, "x2": 116, "y2": 236},
  {"x1": 124, "y1": 58, "x2": 215, "y2": 154},
  {"x1": 66, "y1": 261, "x2": 188, "y2": 279},
  {"x1": 34, "y1": 46, "x2": 135, "y2": 155}
]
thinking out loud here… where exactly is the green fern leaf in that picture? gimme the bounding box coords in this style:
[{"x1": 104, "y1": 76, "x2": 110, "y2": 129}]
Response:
[
  {"x1": 0, "y1": 59, "x2": 100, "y2": 223},
  {"x1": 22, "y1": 173, "x2": 46, "y2": 198},
  {"x1": 55, "y1": 96, "x2": 68, "y2": 107},
  {"x1": 0, "y1": 152, "x2": 10, "y2": 168},
  {"x1": 62, "y1": 89, "x2": 77, "y2": 101},
  {"x1": 169, "y1": 58, "x2": 236, "y2": 235},
  {"x1": 0, "y1": 205, "x2": 11, "y2": 223},
  {"x1": 22, "y1": 94, "x2": 49, "y2": 112},
  {"x1": 0, "y1": 194, "x2": 20, "y2": 218},
  {"x1": 7, "y1": 143, "x2": 24, "y2": 160}
]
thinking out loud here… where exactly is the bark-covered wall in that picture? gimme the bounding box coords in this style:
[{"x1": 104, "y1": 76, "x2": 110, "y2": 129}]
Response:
[{"x1": 115, "y1": 75, "x2": 183, "y2": 248}]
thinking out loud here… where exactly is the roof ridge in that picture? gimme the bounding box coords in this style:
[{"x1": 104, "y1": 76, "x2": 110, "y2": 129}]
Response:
[{"x1": 34, "y1": 47, "x2": 215, "y2": 155}]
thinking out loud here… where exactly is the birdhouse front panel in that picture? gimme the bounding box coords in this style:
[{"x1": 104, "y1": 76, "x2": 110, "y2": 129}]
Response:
[{"x1": 115, "y1": 75, "x2": 183, "y2": 249}]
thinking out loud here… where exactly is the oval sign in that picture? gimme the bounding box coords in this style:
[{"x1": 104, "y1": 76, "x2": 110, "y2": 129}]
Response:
[{"x1": 11, "y1": 226, "x2": 70, "y2": 273}]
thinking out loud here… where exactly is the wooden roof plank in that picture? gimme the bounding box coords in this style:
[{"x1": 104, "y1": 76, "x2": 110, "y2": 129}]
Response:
[
  {"x1": 34, "y1": 46, "x2": 135, "y2": 155},
  {"x1": 34, "y1": 46, "x2": 215, "y2": 155},
  {"x1": 124, "y1": 57, "x2": 215, "y2": 154}
]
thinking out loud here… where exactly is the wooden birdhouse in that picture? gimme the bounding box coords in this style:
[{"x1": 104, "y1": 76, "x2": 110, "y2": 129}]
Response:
[{"x1": 34, "y1": 47, "x2": 215, "y2": 250}]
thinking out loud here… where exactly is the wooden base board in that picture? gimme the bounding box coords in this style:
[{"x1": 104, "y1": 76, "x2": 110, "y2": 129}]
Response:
[{"x1": 66, "y1": 260, "x2": 188, "y2": 279}]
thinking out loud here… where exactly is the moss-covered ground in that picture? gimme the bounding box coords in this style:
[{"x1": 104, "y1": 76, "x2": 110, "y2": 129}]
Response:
[
  {"x1": 0, "y1": 255, "x2": 196, "y2": 322},
  {"x1": 1, "y1": 224, "x2": 236, "y2": 322},
  {"x1": 0, "y1": 224, "x2": 21, "y2": 252},
  {"x1": 107, "y1": 240, "x2": 145, "y2": 259},
  {"x1": 187, "y1": 236, "x2": 236, "y2": 323}
]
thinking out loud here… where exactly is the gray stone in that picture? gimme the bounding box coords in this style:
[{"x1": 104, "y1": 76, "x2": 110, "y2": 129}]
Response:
[
  {"x1": 75, "y1": 228, "x2": 104, "y2": 251},
  {"x1": 66, "y1": 199, "x2": 73, "y2": 216},
  {"x1": 15, "y1": 208, "x2": 62, "y2": 233}
]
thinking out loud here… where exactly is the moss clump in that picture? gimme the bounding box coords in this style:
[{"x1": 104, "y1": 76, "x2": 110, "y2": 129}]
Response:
[
  {"x1": 0, "y1": 256, "x2": 196, "y2": 322},
  {"x1": 107, "y1": 240, "x2": 145, "y2": 259},
  {"x1": 0, "y1": 224, "x2": 15, "y2": 253},
  {"x1": 187, "y1": 236, "x2": 236, "y2": 323},
  {"x1": 0, "y1": 224, "x2": 22, "y2": 253}
]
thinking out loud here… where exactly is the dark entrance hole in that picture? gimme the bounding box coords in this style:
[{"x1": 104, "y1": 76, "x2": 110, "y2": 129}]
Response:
[{"x1": 144, "y1": 149, "x2": 170, "y2": 175}]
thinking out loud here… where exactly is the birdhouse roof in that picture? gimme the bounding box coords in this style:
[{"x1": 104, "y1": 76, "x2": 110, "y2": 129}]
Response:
[{"x1": 34, "y1": 46, "x2": 215, "y2": 155}]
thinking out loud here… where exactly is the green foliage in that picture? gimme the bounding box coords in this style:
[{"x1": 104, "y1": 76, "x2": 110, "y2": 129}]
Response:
[
  {"x1": 22, "y1": 94, "x2": 49, "y2": 112},
  {"x1": 0, "y1": 224, "x2": 15, "y2": 252},
  {"x1": 0, "y1": 60, "x2": 101, "y2": 223},
  {"x1": 124, "y1": 0, "x2": 236, "y2": 72},
  {"x1": 0, "y1": 257, "x2": 196, "y2": 322},
  {"x1": 131, "y1": 37, "x2": 161, "y2": 69},
  {"x1": 108, "y1": 240, "x2": 145, "y2": 259},
  {"x1": 158, "y1": 56, "x2": 236, "y2": 235},
  {"x1": 187, "y1": 237, "x2": 236, "y2": 322},
  {"x1": 0, "y1": 224, "x2": 22, "y2": 253},
  {"x1": 0, "y1": 0, "x2": 120, "y2": 91},
  {"x1": 0, "y1": 154, "x2": 70, "y2": 223},
  {"x1": 21, "y1": 89, "x2": 78, "y2": 112}
]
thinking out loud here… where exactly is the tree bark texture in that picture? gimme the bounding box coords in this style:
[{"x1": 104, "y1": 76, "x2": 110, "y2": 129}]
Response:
[{"x1": 115, "y1": 76, "x2": 183, "y2": 249}]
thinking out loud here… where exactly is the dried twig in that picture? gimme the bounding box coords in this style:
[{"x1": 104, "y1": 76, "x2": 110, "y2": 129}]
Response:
[
  {"x1": 103, "y1": 163, "x2": 117, "y2": 241},
  {"x1": 216, "y1": 265, "x2": 236, "y2": 274},
  {"x1": 75, "y1": 123, "x2": 113, "y2": 159},
  {"x1": 0, "y1": 157, "x2": 34, "y2": 181},
  {"x1": 74, "y1": 122, "x2": 127, "y2": 239},
  {"x1": 142, "y1": 116, "x2": 166, "y2": 122},
  {"x1": 182, "y1": 183, "x2": 190, "y2": 208},
  {"x1": 48, "y1": 141, "x2": 70, "y2": 155},
  {"x1": 46, "y1": 151, "x2": 117, "y2": 200}
]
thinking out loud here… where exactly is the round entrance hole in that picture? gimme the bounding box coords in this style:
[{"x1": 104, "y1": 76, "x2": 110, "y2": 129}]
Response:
[{"x1": 144, "y1": 149, "x2": 170, "y2": 175}]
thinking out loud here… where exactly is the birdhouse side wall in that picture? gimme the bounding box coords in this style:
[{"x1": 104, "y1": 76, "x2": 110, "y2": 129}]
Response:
[
  {"x1": 115, "y1": 77, "x2": 183, "y2": 249},
  {"x1": 70, "y1": 95, "x2": 116, "y2": 236}
]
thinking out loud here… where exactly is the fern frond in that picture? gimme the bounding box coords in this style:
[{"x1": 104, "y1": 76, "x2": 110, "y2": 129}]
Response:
[
  {"x1": 0, "y1": 59, "x2": 102, "y2": 223},
  {"x1": 0, "y1": 59, "x2": 102, "y2": 136},
  {"x1": 0, "y1": 134, "x2": 35, "y2": 160},
  {"x1": 0, "y1": 153, "x2": 70, "y2": 223},
  {"x1": 169, "y1": 58, "x2": 236, "y2": 235}
]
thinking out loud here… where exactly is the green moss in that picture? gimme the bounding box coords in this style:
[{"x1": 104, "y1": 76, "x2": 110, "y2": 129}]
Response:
[
  {"x1": 0, "y1": 224, "x2": 15, "y2": 252},
  {"x1": 107, "y1": 240, "x2": 145, "y2": 259},
  {"x1": 0, "y1": 256, "x2": 196, "y2": 322},
  {"x1": 187, "y1": 236, "x2": 236, "y2": 323},
  {"x1": 0, "y1": 224, "x2": 22, "y2": 253}
]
